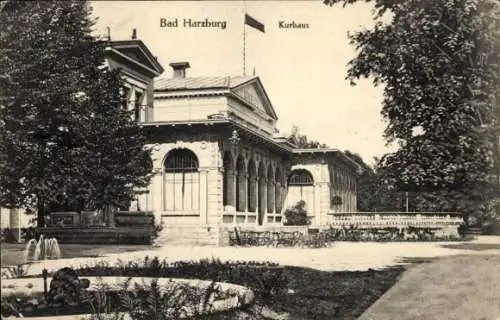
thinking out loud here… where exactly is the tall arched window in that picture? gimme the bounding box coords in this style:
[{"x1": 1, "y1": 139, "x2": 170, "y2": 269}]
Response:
[
  {"x1": 287, "y1": 169, "x2": 314, "y2": 212},
  {"x1": 163, "y1": 149, "x2": 200, "y2": 212}
]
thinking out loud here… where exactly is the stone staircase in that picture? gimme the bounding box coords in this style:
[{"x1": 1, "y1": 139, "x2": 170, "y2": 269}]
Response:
[{"x1": 153, "y1": 224, "x2": 220, "y2": 246}]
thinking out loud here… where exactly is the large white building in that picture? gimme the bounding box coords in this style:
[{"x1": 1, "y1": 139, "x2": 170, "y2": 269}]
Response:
[
  {"x1": 130, "y1": 41, "x2": 360, "y2": 245},
  {"x1": 2, "y1": 39, "x2": 361, "y2": 245}
]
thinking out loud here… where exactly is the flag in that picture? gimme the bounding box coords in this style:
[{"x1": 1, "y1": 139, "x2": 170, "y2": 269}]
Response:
[{"x1": 244, "y1": 13, "x2": 265, "y2": 33}]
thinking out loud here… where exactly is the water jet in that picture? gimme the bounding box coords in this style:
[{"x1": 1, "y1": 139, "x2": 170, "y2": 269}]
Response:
[{"x1": 24, "y1": 235, "x2": 61, "y2": 262}]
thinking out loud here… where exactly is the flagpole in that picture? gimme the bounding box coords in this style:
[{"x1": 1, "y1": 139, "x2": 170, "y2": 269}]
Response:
[
  {"x1": 243, "y1": 13, "x2": 247, "y2": 76},
  {"x1": 243, "y1": 7, "x2": 265, "y2": 76},
  {"x1": 243, "y1": 20, "x2": 246, "y2": 76},
  {"x1": 242, "y1": 0, "x2": 247, "y2": 76}
]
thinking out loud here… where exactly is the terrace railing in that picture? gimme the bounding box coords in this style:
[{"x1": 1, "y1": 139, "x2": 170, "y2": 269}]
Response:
[{"x1": 327, "y1": 212, "x2": 463, "y2": 229}]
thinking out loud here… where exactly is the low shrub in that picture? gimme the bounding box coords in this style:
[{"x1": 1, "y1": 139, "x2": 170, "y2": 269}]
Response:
[
  {"x1": 70, "y1": 257, "x2": 286, "y2": 303},
  {"x1": 283, "y1": 200, "x2": 310, "y2": 226}
]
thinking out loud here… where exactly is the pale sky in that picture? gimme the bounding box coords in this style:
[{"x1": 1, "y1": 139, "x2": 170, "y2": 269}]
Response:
[{"x1": 90, "y1": 1, "x2": 396, "y2": 165}]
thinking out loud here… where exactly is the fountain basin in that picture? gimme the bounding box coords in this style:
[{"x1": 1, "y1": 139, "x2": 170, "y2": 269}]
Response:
[{"x1": 1, "y1": 276, "x2": 255, "y2": 319}]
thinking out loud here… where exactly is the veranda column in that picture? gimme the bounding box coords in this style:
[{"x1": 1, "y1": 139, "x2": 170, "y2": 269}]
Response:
[
  {"x1": 350, "y1": 181, "x2": 354, "y2": 213},
  {"x1": 259, "y1": 177, "x2": 267, "y2": 225},
  {"x1": 348, "y1": 176, "x2": 352, "y2": 212},
  {"x1": 267, "y1": 178, "x2": 275, "y2": 214},
  {"x1": 348, "y1": 182, "x2": 352, "y2": 213},
  {"x1": 279, "y1": 182, "x2": 286, "y2": 214},
  {"x1": 341, "y1": 171, "x2": 347, "y2": 212},
  {"x1": 231, "y1": 170, "x2": 237, "y2": 209},
  {"x1": 314, "y1": 183, "x2": 322, "y2": 226},
  {"x1": 199, "y1": 168, "x2": 209, "y2": 224},
  {"x1": 345, "y1": 177, "x2": 350, "y2": 212},
  {"x1": 146, "y1": 185, "x2": 153, "y2": 211},
  {"x1": 275, "y1": 181, "x2": 280, "y2": 214},
  {"x1": 249, "y1": 175, "x2": 257, "y2": 213},
  {"x1": 353, "y1": 180, "x2": 358, "y2": 212}
]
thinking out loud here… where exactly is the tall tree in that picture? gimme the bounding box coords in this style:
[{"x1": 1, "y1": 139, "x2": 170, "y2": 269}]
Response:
[
  {"x1": 325, "y1": 0, "x2": 500, "y2": 226},
  {"x1": 0, "y1": 1, "x2": 152, "y2": 226},
  {"x1": 343, "y1": 151, "x2": 379, "y2": 212},
  {"x1": 287, "y1": 125, "x2": 329, "y2": 148},
  {"x1": 342, "y1": 152, "x2": 406, "y2": 212}
]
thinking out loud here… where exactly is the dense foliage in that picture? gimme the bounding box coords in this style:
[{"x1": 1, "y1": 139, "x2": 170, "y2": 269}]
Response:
[
  {"x1": 325, "y1": 0, "x2": 500, "y2": 226},
  {"x1": 283, "y1": 200, "x2": 310, "y2": 226},
  {"x1": 0, "y1": 1, "x2": 152, "y2": 225},
  {"x1": 286, "y1": 125, "x2": 329, "y2": 148}
]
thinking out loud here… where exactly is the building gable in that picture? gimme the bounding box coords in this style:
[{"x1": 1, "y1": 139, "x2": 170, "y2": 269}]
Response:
[
  {"x1": 108, "y1": 40, "x2": 164, "y2": 77},
  {"x1": 231, "y1": 78, "x2": 278, "y2": 120},
  {"x1": 120, "y1": 47, "x2": 156, "y2": 71}
]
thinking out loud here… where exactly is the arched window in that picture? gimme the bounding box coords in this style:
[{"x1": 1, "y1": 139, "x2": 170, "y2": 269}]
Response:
[
  {"x1": 288, "y1": 169, "x2": 314, "y2": 186},
  {"x1": 163, "y1": 149, "x2": 199, "y2": 212},
  {"x1": 287, "y1": 169, "x2": 314, "y2": 212},
  {"x1": 165, "y1": 149, "x2": 198, "y2": 172}
]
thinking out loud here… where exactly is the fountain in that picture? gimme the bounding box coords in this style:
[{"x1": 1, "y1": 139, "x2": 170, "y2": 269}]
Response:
[{"x1": 24, "y1": 235, "x2": 62, "y2": 262}]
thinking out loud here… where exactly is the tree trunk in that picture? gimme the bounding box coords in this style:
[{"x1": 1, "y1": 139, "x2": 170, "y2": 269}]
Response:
[{"x1": 37, "y1": 197, "x2": 45, "y2": 227}]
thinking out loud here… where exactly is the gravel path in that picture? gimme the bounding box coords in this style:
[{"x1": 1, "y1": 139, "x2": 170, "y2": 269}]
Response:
[{"x1": 7, "y1": 236, "x2": 498, "y2": 277}]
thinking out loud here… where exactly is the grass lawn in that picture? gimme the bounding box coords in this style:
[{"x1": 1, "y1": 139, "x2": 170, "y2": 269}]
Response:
[
  {"x1": 257, "y1": 266, "x2": 405, "y2": 320},
  {"x1": 359, "y1": 254, "x2": 500, "y2": 320},
  {"x1": 209, "y1": 266, "x2": 406, "y2": 320},
  {"x1": 0, "y1": 243, "x2": 152, "y2": 267}
]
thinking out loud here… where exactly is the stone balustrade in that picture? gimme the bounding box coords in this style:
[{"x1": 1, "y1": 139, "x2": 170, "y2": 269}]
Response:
[{"x1": 327, "y1": 212, "x2": 463, "y2": 229}]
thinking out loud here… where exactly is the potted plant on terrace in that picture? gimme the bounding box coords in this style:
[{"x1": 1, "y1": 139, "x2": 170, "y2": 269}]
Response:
[{"x1": 283, "y1": 200, "x2": 310, "y2": 226}]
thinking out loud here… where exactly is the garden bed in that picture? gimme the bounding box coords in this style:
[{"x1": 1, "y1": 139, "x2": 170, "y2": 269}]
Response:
[
  {"x1": 2, "y1": 257, "x2": 407, "y2": 319},
  {"x1": 1, "y1": 276, "x2": 254, "y2": 319}
]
